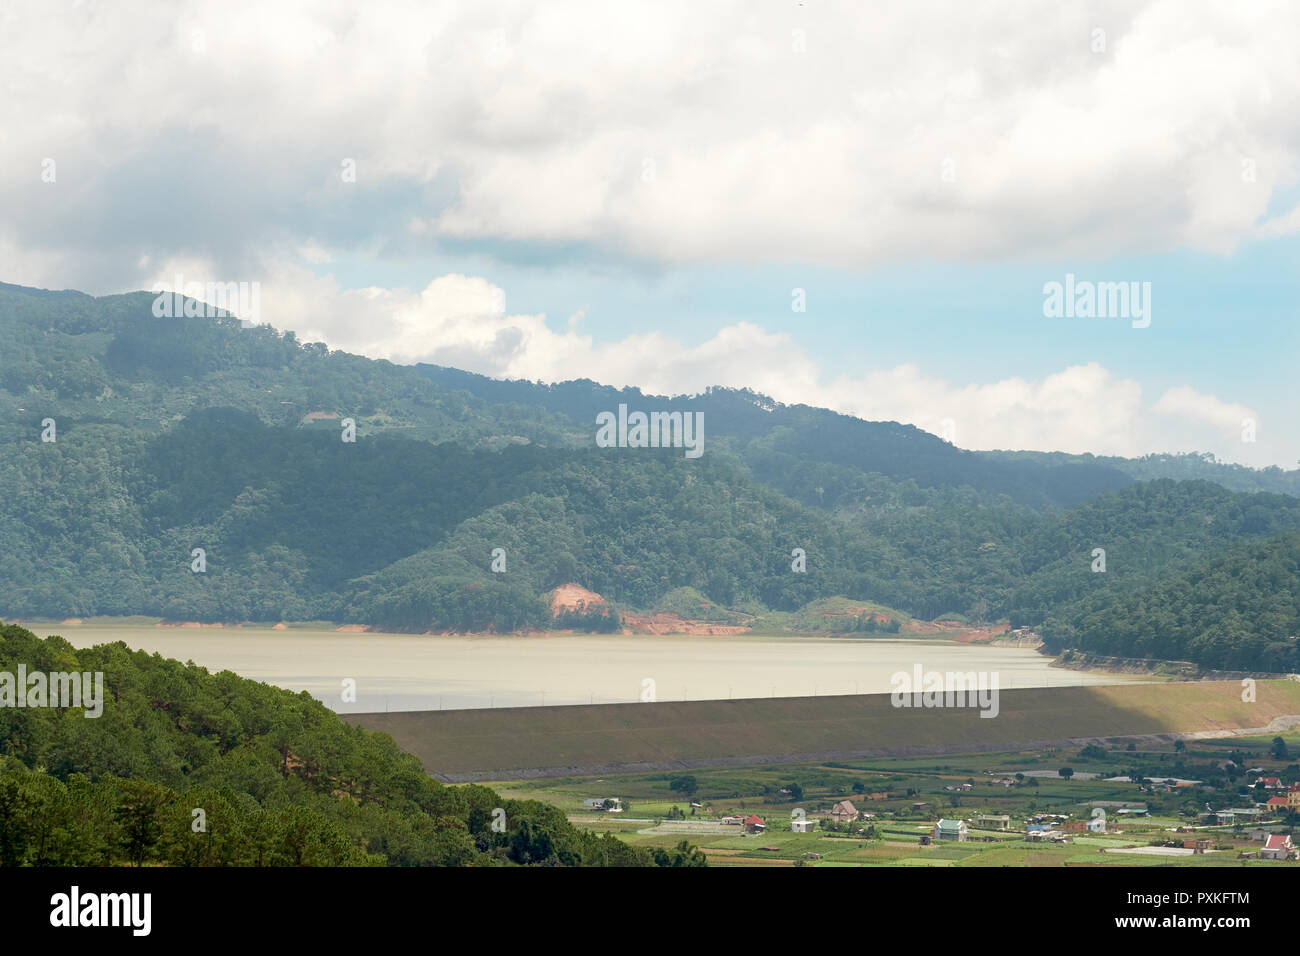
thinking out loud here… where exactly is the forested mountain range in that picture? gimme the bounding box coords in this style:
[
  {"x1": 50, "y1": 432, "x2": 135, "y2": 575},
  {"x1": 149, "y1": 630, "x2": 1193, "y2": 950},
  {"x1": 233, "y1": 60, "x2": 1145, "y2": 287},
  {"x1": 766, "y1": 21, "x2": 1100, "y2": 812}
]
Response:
[
  {"x1": 417, "y1": 363, "x2": 1300, "y2": 501},
  {"x1": 1, "y1": 280, "x2": 1297, "y2": 670}
]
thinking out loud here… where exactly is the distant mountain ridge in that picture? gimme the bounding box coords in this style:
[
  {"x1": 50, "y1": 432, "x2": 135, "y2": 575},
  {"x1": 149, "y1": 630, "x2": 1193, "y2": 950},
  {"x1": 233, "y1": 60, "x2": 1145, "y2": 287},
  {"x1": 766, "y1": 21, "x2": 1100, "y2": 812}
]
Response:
[
  {"x1": 417, "y1": 363, "x2": 1300, "y2": 503},
  {"x1": 1, "y1": 279, "x2": 1298, "y2": 672},
  {"x1": 416, "y1": 364, "x2": 1134, "y2": 510}
]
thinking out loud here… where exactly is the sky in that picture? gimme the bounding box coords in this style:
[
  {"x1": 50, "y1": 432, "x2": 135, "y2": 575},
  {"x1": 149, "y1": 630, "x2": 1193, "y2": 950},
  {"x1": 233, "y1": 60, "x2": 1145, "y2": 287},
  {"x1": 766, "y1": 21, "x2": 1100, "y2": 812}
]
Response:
[{"x1": 2, "y1": 0, "x2": 1298, "y2": 466}]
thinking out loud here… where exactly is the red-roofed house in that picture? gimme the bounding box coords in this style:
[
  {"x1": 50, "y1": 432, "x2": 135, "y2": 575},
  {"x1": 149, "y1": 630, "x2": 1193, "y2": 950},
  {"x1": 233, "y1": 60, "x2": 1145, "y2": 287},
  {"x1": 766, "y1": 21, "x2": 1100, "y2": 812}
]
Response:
[
  {"x1": 1262, "y1": 834, "x2": 1296, "y2": 860},
  {"x1": 744, "y1": 815, "x2": 766, "y2": 833},
  {"x1": 828, "y1": 800, "x2": 859, "y2": 823},
  {"x1": 1258, "y1": 777, "x2": 1283, "y2": 789},
  {"x1": 1266, "y1": 796, "x2": 1289, "y2": 812}
]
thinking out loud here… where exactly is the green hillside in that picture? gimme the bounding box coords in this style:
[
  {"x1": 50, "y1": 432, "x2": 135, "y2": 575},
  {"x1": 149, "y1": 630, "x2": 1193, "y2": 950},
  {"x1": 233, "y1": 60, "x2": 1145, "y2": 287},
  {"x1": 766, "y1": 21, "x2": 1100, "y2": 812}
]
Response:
[
  {"x1": 0, "y1": 623, "x2": 700, "y2": 866},
  {"x1": 3, "y1": 280, "x2": 1300, "y2": 671},
  {"x1": 1044, "y1": 531, "x2": 1300, "y2": 670}
]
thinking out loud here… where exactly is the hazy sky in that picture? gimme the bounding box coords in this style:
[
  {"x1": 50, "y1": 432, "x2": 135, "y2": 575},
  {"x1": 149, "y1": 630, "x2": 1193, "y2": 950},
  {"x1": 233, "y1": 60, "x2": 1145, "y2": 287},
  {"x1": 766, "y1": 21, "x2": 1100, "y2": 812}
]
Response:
[{"x1": 3, "y1": 1, "x2": 1298, "y2": 466}]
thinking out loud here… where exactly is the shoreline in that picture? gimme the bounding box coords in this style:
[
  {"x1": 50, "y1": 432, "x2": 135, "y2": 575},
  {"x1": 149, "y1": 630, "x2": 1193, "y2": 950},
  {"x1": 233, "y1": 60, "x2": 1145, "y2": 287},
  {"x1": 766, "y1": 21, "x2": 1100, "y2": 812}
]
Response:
[
  {"x1": 17, "y1": 616, "x2": 1289, "y2": 683},
  {"x1": 2, "y1": 614, "x2": 1033, "y2": 642}
]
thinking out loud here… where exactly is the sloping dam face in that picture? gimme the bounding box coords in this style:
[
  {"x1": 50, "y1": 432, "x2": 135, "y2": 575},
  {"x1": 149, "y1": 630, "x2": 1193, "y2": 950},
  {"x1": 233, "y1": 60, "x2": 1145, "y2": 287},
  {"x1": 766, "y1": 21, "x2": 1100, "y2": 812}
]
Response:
[{"x1": 343, "y1": 680, "x2": 1300, "y2": 782}]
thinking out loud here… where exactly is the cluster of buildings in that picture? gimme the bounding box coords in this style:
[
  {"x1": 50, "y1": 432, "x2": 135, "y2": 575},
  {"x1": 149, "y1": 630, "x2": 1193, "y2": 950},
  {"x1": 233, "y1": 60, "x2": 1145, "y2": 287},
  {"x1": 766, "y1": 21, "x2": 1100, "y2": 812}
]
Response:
[
  {"x1": 721, "y1": 814, "x2": 769, "y2": 833},
  {"x1": 681, "y1": 776, "x2": 1298, "y2": 857},
  {"x1": 1260, "y1": 780, "x2": 1300, "y2": 813},
  {"x1": 1201, "y1": 782, "x2": 1300, "y2": 825},
  {"x1": 725, "y1": 800, "x2": 870, "y2": 836},
  {"x1": 926, "y1": 809, "x2": 1114, "y2": 844}
]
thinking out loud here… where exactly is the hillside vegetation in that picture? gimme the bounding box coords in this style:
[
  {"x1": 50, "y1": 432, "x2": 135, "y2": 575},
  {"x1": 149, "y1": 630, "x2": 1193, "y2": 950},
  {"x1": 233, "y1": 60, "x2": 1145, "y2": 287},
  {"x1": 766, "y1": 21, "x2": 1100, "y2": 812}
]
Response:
[
  {"x1": 2, "y1": 281, "x2": 1299, "y2": 671},
  {"x1": 0, "y1": 624, "x2": 702, "y2": 866}
]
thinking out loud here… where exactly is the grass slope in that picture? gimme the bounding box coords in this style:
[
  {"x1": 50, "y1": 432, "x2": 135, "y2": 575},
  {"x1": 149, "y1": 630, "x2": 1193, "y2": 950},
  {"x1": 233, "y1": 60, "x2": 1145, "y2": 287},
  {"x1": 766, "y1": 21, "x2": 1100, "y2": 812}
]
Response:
[{"x1": 345, "y1": 680, "x2": 1300, "y2": 780}]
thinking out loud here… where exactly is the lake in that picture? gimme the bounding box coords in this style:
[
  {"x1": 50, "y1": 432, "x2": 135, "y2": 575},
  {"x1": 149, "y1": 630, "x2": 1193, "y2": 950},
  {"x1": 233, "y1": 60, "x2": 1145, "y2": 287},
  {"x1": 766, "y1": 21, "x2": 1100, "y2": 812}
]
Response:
[{"x1": 42, "y1": 624, "x2": 1134, "y2": 714}]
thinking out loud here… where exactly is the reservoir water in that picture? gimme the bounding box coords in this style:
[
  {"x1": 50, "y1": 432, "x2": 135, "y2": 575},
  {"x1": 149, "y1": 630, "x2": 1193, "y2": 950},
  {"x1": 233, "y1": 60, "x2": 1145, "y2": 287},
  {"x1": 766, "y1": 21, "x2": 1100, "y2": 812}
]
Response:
[{"x1": 42, "y1": 624, "x2": 1134, "y2": 714}]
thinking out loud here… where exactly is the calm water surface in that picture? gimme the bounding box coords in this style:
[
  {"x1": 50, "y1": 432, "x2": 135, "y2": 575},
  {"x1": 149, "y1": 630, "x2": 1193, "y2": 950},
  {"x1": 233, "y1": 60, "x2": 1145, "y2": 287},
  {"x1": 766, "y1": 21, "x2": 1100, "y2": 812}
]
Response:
[{"x1": 44, "y1": 625, "x2": 1134, "y2": 714}]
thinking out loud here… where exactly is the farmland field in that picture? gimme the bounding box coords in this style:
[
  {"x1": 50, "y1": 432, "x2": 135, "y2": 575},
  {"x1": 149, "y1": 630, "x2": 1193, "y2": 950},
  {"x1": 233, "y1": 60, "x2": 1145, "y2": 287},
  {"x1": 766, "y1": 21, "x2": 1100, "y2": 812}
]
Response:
[{"x1": 481, "y1": 730, "x2": 1300, "y2": 867}]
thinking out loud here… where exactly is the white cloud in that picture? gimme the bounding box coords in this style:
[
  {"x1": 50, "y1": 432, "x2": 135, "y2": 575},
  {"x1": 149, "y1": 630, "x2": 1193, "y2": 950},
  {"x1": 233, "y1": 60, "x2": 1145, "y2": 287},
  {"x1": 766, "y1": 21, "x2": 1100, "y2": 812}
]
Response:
[
  {"x1": 3, "y1": 0, "x2": 1300, "y2": 274},
  {"x1": 3, "y1": 2, "x2": 1294, "y2": 468},
  {"x1": 1153, "y1": 386, "x2": 1256, "y2": 432}
]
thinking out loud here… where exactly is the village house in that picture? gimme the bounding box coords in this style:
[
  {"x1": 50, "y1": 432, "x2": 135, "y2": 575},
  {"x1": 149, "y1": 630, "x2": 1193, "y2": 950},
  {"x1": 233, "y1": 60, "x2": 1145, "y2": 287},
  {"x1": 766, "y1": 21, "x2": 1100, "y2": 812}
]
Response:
[
  {"x1": 1290, "y1": 783, "x2": 1300, "y2": 809},
  {"x1": 972, "y1": 814, "x2": 1011, "y2": 831},
  {"x1": 791, "y1": 818, "x2": 816, "y2": 833},
  {"x1": 1216, "y1": 807, "x2": 1264, "y2": 825},
  {"x1": 744, "y1": 815, "x2": 766, "y2": 834},
  {"x1": 1261, "y1": 834, "x2": 1297, "y2": 860},
  {"x1": 582, "y1": 797, "x2": 621, "y2": 811},
  {"x1": 828, "y1": 800, "x2": 859, "y2": 823},
  {"x1": 720, "y1": 815, "x2": 744, "y2": 826},
  {"x1": 1266, "y1": 796, "x2": 1289, "y2": 812},
  {"x1": 1029, "y1": 813, "x2": 1071, "y2": 825},
  {"x1": 933, "y1": 819, "x2": 968, "y2": 842}
]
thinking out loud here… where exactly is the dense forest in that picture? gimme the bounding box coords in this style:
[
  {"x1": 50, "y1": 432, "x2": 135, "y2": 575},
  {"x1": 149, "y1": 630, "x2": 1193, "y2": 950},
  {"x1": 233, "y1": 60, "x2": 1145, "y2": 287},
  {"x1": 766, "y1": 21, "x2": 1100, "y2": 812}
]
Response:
[
  {"x1": 2, "y1": 281, "x2": 1298, "y2": 671},
  {"x1": 1040, "y1": 531, "x2": 1300, "y2": 671},
  {"x1": 0, "y1": 624, "x2": 703, "y2": 866}
]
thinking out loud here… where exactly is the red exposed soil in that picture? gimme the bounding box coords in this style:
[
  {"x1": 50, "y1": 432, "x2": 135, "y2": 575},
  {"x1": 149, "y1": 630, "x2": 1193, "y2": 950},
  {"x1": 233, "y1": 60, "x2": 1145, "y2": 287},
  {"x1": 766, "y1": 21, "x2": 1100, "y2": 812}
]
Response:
[
  {"x1": 549, "y1": 584, "x2": 748, "y2": 635},
  {"x1": 619, "y1": 610, "x2": 749, "y2": 636},
  {"x1": 548, "y1": 583, "x2": 609, "y2": 614}
]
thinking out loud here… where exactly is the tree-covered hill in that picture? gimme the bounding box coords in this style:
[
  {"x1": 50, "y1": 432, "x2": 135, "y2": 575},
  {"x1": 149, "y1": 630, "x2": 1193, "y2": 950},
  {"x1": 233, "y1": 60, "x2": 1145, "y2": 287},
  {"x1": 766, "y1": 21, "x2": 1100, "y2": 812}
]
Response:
[
  {"x1": 0, "y1": 624, "x2": 702, "y2": 866},
  {"x1": 1005, "y1": 480, "x2": 1300, "y2": 627},
  {"x1": 0, "y1": 282, "x2": 581, "y2": 449},
  {"x1": 981, "y1": 447, "x2": 1300, "y2": 497},
  {"x1": 1039, "y1": 531, "x2": 1300, "y2": 671},
  {"x1": 416, "y1": 365, "x2": 1300, "y2": 500},
  {"x1": 416, "y1": 364, "x2": 1134, "y2": 510},
  {"x1": 2, "y1": 280, "x2": 1299, "y2": 671}
]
